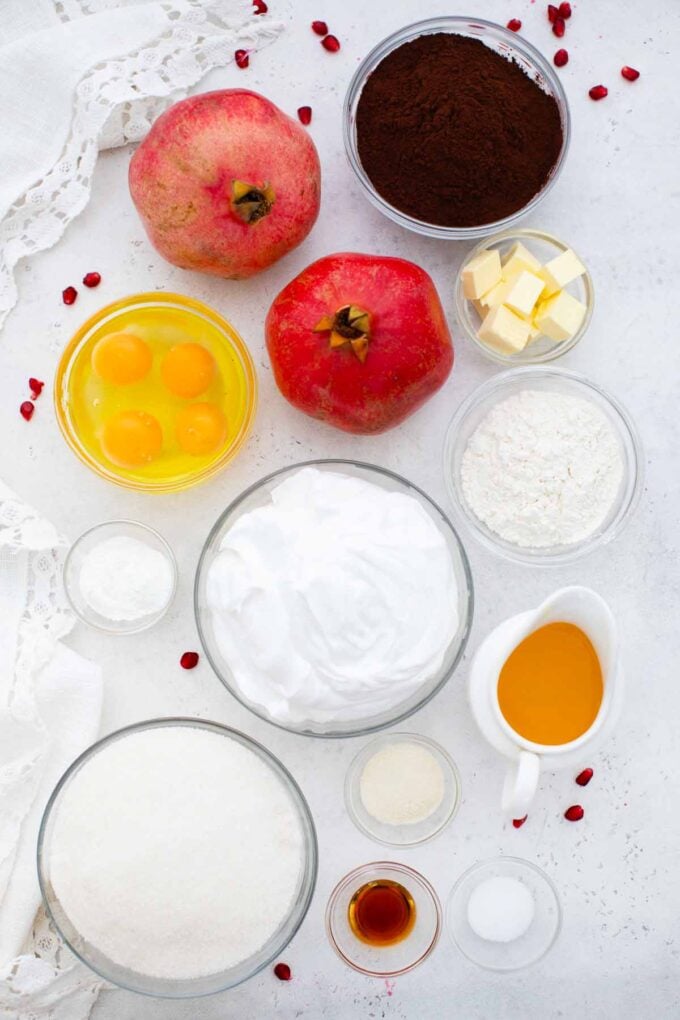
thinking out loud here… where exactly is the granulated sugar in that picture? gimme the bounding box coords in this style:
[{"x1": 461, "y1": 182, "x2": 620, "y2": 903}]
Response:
[{"x1": 48, "y1": 726, "x2": 304, "y2": 980}]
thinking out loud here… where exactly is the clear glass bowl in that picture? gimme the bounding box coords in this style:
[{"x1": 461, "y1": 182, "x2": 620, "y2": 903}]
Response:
[
  {"x1": 345, "y1": 732, "x2": 461, "y2": 847},
  {"x1": 63, "y1": 520, "x2": 177, "y2": 634},
  {"x1": 443, "y1": 368, "x2": 642, "y2": 565},
  {"x1": 194, "y1": 460, "x2": 474, "y2": 738},
  {"x1": 54, "y1": 292, "x2": 257, "y2": 493},
  {"x1": 343, "y1": 17, "x2": 570, "y2": 239},
  {"x1": 455, "y1": 229, "x2": 594, "y2": 364},
  {"x1": 37, "y1": 718, "x2": 318, "y2": 998},
  {"x1": 326, "y1": 862, "x2": 442, "y2": 977},
  {"x1": 446, "y1": 857, "x2": 561, "y2": 971}
]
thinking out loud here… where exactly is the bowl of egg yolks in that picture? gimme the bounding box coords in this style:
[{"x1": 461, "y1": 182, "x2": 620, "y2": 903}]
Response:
[{"x1": 54, "y1": 293, "x2": 257, "y2": 493}]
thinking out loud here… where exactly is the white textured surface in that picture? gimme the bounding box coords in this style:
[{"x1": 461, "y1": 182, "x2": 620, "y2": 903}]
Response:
[{"x1": 0, "y1": 0, "x2": 678, "y2": 1016}]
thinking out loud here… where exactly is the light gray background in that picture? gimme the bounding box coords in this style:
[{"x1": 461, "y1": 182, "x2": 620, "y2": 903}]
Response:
[{"x1": 2, "y1": 1, "x2": 678, "y2": 1017}]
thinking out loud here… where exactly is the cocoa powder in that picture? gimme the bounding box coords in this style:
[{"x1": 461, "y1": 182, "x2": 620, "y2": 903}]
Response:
[{"x1": 356, "y1": 33, "x2": 564, "y2": 227}]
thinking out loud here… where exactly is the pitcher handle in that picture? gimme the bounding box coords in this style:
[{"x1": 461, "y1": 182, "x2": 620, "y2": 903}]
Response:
[{"x1": 502, "y1": 751, "x2": 540, "y2": 817}]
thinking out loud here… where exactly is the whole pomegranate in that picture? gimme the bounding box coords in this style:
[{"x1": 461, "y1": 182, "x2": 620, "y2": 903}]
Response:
[
  {"x1": 129, "y1": 90, "x2": 321, "y2": 279},
  {"x1": 266, "y1": 253, "x2": 453, "y2": 434}
]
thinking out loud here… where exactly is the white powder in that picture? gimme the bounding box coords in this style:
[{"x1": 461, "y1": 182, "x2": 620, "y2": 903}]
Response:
[
  {"x1": 460, "y1": 389, "x2": 624, "y2": 548},
  {"x1": 78, "y1": 535, "x2": 174, "y2": 621},
  {"x1": 467, "y1": 876, "x2": 535, "y2": 943},
  {"x1": 48, "y1": 726, "x2": 305, "y2": 979},
  {"x1": 359, "y1": 742, "x2": 445, "y2": 825}
]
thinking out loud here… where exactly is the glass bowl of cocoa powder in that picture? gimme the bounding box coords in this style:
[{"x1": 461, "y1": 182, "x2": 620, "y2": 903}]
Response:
[{"x1": 344, "y1": 18, "x2": 570, "y2": 238}]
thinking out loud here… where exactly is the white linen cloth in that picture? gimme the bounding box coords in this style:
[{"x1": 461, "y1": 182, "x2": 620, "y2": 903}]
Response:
[
  {"x1": 0, "y1": 0, "x2": 283, "y2": 328},
  {"x1": 0, "y1": 482, "x2": 103, "y2": 1018}
]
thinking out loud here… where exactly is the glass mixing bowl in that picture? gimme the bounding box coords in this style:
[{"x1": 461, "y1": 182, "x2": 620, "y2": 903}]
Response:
[
  {"x1": 195, "y1": 460, "x2": 474, "y2": 738},
  {"x1": 343, "y1": 17, "x2": 570, "y2": 239},
  {"x1": 37, "y1": 718, "x2": 318, "y2": 998}
]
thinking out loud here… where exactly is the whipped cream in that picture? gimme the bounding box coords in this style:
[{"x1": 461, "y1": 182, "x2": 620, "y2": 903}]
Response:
[{"x1": 205, "y1": 467, "x2": 459, "y2": 725}]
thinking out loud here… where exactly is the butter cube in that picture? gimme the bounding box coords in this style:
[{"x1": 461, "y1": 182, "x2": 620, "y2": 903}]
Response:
[
  {"x1": 534, "y1": 290, "x2": 587, "y2": 342},
  {"x1": 501, "y1": 241, "x2": 542, "y2": 277},
  {"x1": 539, "y1": 248, "x2": 586, "y2": 298},
  {"x1": 477, "y1": 278, "x2": 510, "y2": 312},
  {"x1": 462, "y1": 249, "x2": 502, "y2": 300},
  {"x1": 503, "y1": 270, "x2": 545, "y2": 317},
  {"x1": 478, "y1": 304, "x2": 531, "y2": 355}
]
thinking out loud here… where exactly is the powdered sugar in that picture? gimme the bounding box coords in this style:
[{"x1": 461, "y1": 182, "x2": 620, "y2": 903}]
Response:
[
  {"x1": 461, "y1": 389, "x2": 624, "y2": 548},
  {"x1": 79, "y1": 535, "x2": 174, "y2": 622}
]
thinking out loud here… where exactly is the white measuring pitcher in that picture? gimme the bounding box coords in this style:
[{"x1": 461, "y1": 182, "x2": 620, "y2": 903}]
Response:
[{"x1": 468, "y1": 586, "x2": 623, "y2": 817}]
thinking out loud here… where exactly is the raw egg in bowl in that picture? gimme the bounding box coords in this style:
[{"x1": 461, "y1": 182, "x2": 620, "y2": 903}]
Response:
[{"x1": 54, "y1": 293, "x2": 257, "y2": 493}]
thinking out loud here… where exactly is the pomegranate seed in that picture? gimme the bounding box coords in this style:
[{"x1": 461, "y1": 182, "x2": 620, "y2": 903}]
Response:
[
  {"x1": 558, "y1": 1, "x2": 572, "y2": 17},
  {"x1": 82, "y1": 271, "x2": 101, "y2": 288},
  {"x1": 507, "y1": 18, "x2": 522, "y2": 31},
  {"x1": 552, "y1": 16, "x2": 565, "y2": 37},
  {"x1": 621, "y1": 65, "x2": 640, "y2": 82},
  {"x1": 180, "y1": 651, "x2": 199, "y2": 670},
  {"x1": 553, "y1": 48, "x2": 569, "y2": 67},
  {"x1": 297, "y1": 106, "x2": 312, "y2": 126},
  {"x1": 589, "y1": 84, "x2": 608, "y2": 101},
  {"x1": 62, "y1": 286, "x2": 77, "y2": 305},
  {"x1": 311, "y1": 20, "x2": 328, "y2": 35},
  {"x1": 20, "y1": 401, "x2": 34, "y2": 421},
  {"x1": 234, "y1": 49, "x2": 249, "y2": 69},
  {"x1": 274, "y1": 962, "x2": 291, "y2": 981},
  {"x1": 252, "y1": 0, "x2": 268, "y2": 12},
  {"x1": 29, "y1": 378, "x2": 44, "y2": 398},
  {"x1": 547, "y1": 4, "x2": 559, "y2": 22},
  {"x1": 564, "y1": 804, "x2": 584, "y2": 822},
  {"x1": 576, "y1": 767, "x2": 593, "y2": 786},
  {"x1": 512, "y1": 815, "x2": 528, "y2": 829},
  {"x1": 321, "y1": 34, "x2": 340, "y2": 52}
]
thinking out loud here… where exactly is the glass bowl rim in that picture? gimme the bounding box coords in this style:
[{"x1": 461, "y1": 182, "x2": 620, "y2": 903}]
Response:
[
  {"x1": 194, "y1": 458, "x2": 475, "y2": 739},
  {"x1": 37, "y1": 716, "x2": 319, "y2": 998},
  {"x1": 343, "y1": 16, "x2": 571, "y2": 240}
]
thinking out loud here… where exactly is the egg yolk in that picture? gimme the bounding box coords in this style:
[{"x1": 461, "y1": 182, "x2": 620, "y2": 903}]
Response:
[
  {"x1": 101, "y1": 410, "x2": 163, "y2": 467},
  {"x1": 91, "y1": 332, "x2": 152, "y2": 385},
  {"x1": 161, "y1": 343, "x2": 216, "y2": 398},
  {"x1": 175, "y1": 403, "x2": 227, "y2": 456}
]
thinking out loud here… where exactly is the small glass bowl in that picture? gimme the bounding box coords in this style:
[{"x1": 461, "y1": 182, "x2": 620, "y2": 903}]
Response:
[
  {"x1": 63, "y1": 520, "x2": 177, "y2": 634},
  {"x1": 343, "y1": 17, "x2": 570, "y2": 239},
  {"x1": 446, "y1": 857, "x2": 561, "y2": 971},
  {"x1": 455, "y1": 229, "x2": 594, "y2": 364},
  {"x1": 443, "y1": 368, "x2": 642, "y2": 565},
  {"x1": 345, "y1": 733, "x2": 461, "y2": 847},
  {"x1": 326, "y1": 862, "x2": 442, "y2": 977}
]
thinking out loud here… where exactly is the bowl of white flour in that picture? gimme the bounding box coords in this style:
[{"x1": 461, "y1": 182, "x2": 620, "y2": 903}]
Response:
[
  {"x1": 38, "y1": 719, "x2": 317, "y2": 997},
  {"x1": 444, "y1": 368, "x2": 642, "y2": 564}
]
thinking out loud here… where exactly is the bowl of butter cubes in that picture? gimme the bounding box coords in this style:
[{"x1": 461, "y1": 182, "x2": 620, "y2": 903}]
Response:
[{"x1": 454, "y1": 228, "x2": 593, "y2": 364}]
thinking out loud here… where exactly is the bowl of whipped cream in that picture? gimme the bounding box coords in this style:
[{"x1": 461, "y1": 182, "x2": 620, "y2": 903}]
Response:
[{"x1": 195, "y1": 461, "x2": 474, "y2": 737}]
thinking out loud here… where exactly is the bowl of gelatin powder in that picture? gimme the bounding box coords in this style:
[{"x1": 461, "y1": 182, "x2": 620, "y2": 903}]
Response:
[{"x1": 38, "y1": 719, "x2": 317, "y2": 997}]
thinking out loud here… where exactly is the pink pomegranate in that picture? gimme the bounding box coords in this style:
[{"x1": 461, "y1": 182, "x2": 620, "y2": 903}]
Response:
[{"x1": 129, "y1": 90, "x2": 321, "y2": 279}]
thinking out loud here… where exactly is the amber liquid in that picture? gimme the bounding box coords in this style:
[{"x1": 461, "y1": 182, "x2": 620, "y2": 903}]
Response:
[{"x1": 348, "y1": 880, "x2": 416, "y2": 947}]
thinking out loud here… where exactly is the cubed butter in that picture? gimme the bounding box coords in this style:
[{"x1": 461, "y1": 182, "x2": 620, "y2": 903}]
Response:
[
  {"x1": 503, "y1": 269, "x2": 545, "y2": 317},
  {"x1": 478, "y1": 304, "x2": 531, "y2": 355},
  {"x1": 462, "y1": 249, "x2": 502, "y2": 300},
  {"x1": 534, "y1": 290, "x2": 587, "y2": 342},
  {"x1": 539, "y1": 248, "x2": 586, "y2": 298},
  {"x1": 501, "y1": 241, "x2": 542, "y2": 277},
  {"x1": 477, "y1": 278, "x2": 510, "y2": 312}
]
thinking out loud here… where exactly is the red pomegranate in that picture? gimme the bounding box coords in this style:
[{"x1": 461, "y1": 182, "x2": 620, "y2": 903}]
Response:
[
  {"x1": 129, "y1": 90, "x2": 321, "y2": 279},
  {"x1": 266, "y1": 253, "x2": 453, "y2": 434}
]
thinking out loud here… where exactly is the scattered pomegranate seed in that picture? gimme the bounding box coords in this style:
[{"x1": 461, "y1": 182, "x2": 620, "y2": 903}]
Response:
[
  {"x1": 62, "y1": 286, "x2": 77, "y2": 305},
  {"x1": 235, "y1": 49, "x2": 249, "y2": 69},
  {"x1": 558, "y1": 1, "x2": 572, "y2": 17},
  {"x1": 576, "y1": 767, "x2": 593, "y2": 786},
  {"x1": 180, "y1": 651, "x2": 200, "y2": 670},
  {"x1": 297, "y1": 106, "x2": 312, "y2": 126},
  {"x1": 20, "y1": 401, "x2": 35, "y2": 421},
  {"x1": 621, "y1": 65, "x2": 640, "y2": 82},
  {"x1": 507, "y1": 18, "x2": 522, "y2": 31},
  {"x1": 321, "y1": 34, "x2": 340, "y2": 52},
  {"x1": 552, "y1": 16, "x2": 565, "y2": 37},
  {"x1": 274, "y1": 962, "x2": 291, "y2": 981},
  {"x1": 82, "y1": 271, "x2": 101, "y2": 288},
  {"x1": 589, "y1": 84, "x2": 608, "y2": 101},
  {"x1": 564, "y1": 804, "x2": 584, "y2": 822},
  {"x1": 29, "y1": 378, "x2": 44, "y2": 399},
  {"x1": 311, "y1": 20, "x2": 328, "y2": 35},
  {"x1": 252, "y1": 0, "x2": 268, "y2": 12},
  {"x1": 553, "y1": 48, "x2": 569, "y2": 67},
  {"x1": 512, "y1": 815, "x2": 528, "y2": 829},
  {"x1": 547, "y1": 4, "x2": 559, "y2": 22}
]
